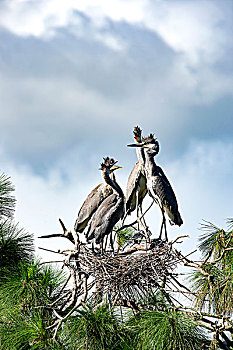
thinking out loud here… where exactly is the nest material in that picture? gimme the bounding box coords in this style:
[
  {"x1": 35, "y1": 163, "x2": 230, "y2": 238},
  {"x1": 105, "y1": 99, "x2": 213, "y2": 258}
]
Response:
[{"x1": 80, "y1": 242, "x2": 178, "y2": 304}]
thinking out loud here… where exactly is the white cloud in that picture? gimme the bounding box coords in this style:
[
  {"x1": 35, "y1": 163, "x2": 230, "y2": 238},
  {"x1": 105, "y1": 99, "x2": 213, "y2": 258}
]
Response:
[
  {"x1": 0, "y1": 0, "x2": 232, "y2": 63},
  {"x1": 0, "y1": 0, "x2": 145, "y2": 50},
  {"x1": 145, "y1": 1, "x2": 230, "y2": 65},
  {"x1": 94, "y1": 32, "x2": 127, "y2": 52},
  {"x1": 0, "y1": 41, "x2": 232, "y2": 169},
  {"x1": 0, "y1": 0, "x2": 74, "y2": 38}
]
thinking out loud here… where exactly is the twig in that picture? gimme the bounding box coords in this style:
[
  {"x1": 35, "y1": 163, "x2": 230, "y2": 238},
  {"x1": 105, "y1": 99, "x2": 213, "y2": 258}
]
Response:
[
  {"x1": 38, "y1": 233, "x2": 69, "y2": 239},
  {"x1": 170, "y1": 235, "x2": 190, "y2": 245},
  {"x1": 172, "y1": 247, "x2": 209, "y2": 276},
  {"x1": 39, "y1": 260, "x2": 64, "y2": 265},
  {"x1": 165, "y1": 289, "x2": 197, "y2": 295},
  {"x1": 52, "y1": 274, "x2": 89, "y2": 340},
  {"x1": 117, "y1": 200, "x2": 154, "y2": 232},
  {"x1": 38, "y1": 247, "x2": 68, "y2": 255}
]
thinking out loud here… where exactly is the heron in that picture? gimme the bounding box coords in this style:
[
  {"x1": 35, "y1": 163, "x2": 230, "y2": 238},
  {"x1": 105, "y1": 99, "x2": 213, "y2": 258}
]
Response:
[
  {"x1": 128, "y1": 134, "x2": 183, "y2": 241},
  {"x1": 125, "y1": 126, "x2": 148, "y2": 220},
  {"x1": 85, "y1": 157, "x2": 125, "y2": 246},
  {"x1": 74, "y1": 158, "x2": 117, "y2": 233}
]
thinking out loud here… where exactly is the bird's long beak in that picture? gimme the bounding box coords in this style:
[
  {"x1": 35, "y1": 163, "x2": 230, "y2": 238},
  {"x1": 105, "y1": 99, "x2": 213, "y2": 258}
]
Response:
[
  {"x1": 127, "y1": 143, "x2": 145, "y2": 148},
  {"x1": 110, "y1": 165, "x2": 122, "y2": 172}
]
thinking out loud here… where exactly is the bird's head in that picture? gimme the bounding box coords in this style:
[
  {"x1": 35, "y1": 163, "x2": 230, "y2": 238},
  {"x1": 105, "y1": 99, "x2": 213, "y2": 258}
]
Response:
[
  {"x1": 133, "y1": 125, "x2": 142, "y2": 143},
  {"x1": 127, "y1": 133, "x2": 160, "y2": 156},
  {"x1": 99, "y1": 157, "x2": 122, "y2": 173}
]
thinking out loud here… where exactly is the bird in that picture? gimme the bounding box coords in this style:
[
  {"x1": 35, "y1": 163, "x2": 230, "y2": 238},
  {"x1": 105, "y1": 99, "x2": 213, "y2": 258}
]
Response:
[
  {"x1": 125, "y1": 126, "x2": 148, "y2": 218},
  {"x1": 74, "y1": 158, "x2": 117, "y2": 233},
  {"x1": 85, "y1": 157, "x2": 125, "y2": 246},
  {"x1": 128, "y1": 134, "x2": 183, "y2": 241}
]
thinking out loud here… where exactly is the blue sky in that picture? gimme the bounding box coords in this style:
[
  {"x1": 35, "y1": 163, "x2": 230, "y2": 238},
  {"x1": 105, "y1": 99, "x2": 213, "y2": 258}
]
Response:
[{"x1": 0, "y1": 0, "x2": 232, "y2": 258}]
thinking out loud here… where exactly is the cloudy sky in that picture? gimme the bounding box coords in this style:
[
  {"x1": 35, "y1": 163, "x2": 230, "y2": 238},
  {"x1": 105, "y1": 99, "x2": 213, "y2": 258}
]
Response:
[{"x1": 0, "y1": 0, "x2": 232, "y2": 259}]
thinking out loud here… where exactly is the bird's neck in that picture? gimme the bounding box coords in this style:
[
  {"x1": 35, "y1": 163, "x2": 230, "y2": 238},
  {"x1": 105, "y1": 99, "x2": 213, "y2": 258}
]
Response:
[
  {"x1": 136, "y1": 146, "x2": 145, "y2": 167},
  {"x1": 102, "y1": 171, "x2": 124, "y2": 197},
  {"x1": 110, "y1": 172, "x2": 116, "y2": 182},
  {"x1": 144, "y1": 152, "x2": 156, "y2": 175}
]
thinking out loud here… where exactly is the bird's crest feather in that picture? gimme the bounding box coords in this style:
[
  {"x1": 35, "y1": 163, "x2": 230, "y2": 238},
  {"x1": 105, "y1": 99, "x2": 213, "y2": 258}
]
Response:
[
  {"x1": 142, "y1": 133, "x2": 155, "y2": 144},
  {"x1": 133, "y1": 125, "x2": 142, "y2": 137},
  {"x1": 100, "y1": 157, "x2": 118, "y2": 170}
]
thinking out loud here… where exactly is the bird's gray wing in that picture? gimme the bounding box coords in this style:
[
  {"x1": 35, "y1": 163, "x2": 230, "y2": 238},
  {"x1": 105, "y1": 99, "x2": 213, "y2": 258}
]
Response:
[
  {"x1": 74, "y1": 183, "x2": 113, "y2": 232},
  {"x1": 151, "y1": 167, "x2": 183, "y2": 225},
  {"x1": 155, "y1": 166, "x2": 172, "y2": 187},
  {"x1": 151, "y1": 171, "x2": 178, "y2": 210},
  {"x1": 86, "y1": 193, "x2": 124, "y2": 243},
  {"x1": 126, "y1": 162, "x2": 147, "y2": 213}
]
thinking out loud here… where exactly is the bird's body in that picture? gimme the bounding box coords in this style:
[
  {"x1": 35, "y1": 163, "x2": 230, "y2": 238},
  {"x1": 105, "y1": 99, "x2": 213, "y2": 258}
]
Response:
[
  {"x1": 125, "y1": 126, "x2": 147, "y2": 216},
  {"x1": 145, "y1": 153, "x2": 183, "y2": 227},
  {"x1": 86, "y1": 191, "x2": 124, "y2": 244},
  {"x1": 75, "y1": 158, "x2": 118, "y2": 233},
  {"x1": 126, "y1": 161, "x2": 147, "y2": 214},
  {"x1": 74, "y1": 182, "x2": 114, "y2": 233},
  {"x1": 85, "y1": 158, "x2": 124, "y2": 244},
  {"x1": 128, "y1": 134, "x2": 183, "y2": 240}
]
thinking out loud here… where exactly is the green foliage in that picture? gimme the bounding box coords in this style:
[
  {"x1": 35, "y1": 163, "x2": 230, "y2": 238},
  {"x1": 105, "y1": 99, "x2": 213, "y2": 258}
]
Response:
[
  {"x1": 63, "y1": 304, "x2": 131, "y2": 350},
  {"x1": 0, "y1": 260, "x2": 66, "y2": 313},
  {"x1": 0, "y1": 309, "x2": 64, "y2": 350},
  {"x1": 0, "y1": 261, "x2": 66, "y2": 349},
  {"x1": 190, "y1": 219, "x2": 233, "y2": 315},
  {"x1": 0, "y1": 172, "x2": 33, "y2": 274},
  {"x1": 147, "y1": 289, "x2": 172, "y2": 311},
  {"x1": 227, "y1": 218, "x2": 233, "y2": 230},
  {"x1": 0, "y1": 220, "x2": 34, "y2": 274},
  {"x1": 190, "y1": 266, "x2": 222, "y2": 313},
  {"x1": 116, "y1": 226, "x2": 136, "y2": 250},
  {"x1": 198, "y1": 220, "x2": 233, "y2": 265},
  {"x1": 190, "y1": 264, "x2": 233, "y2": 315},
  {"x1": 127, "y1": 308, "x2": 208, "y2": 350},
  {"x1": 0, "y1": 173, "x2": 16, "y2": 219}
]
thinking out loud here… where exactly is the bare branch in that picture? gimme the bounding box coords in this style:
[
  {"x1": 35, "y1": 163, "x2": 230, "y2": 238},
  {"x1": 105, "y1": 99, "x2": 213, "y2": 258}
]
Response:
[{"x1": 117, "y1": 200, "x2": 154, "y2": 232}]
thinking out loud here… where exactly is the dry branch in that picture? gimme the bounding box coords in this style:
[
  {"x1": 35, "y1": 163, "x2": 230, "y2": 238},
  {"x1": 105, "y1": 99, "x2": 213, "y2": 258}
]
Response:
[{"x1": 78, "y1": 241, "x2": 179, "y2": 306}]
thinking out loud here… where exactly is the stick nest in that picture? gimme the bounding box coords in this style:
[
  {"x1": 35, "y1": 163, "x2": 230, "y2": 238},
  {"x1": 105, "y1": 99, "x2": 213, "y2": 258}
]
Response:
[{"x1": 80, "y1": 241, "x2": 178, "y2": 304}]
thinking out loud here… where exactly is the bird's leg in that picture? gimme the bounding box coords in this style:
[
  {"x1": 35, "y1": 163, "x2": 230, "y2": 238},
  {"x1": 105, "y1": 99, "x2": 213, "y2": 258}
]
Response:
[
  {"x1": 136, "y1": 203, "x2": 140, "y2": 232},
  {"x1": 139, "y1": 205, "x2": 151, "y2": 243},
  {"x1": 141, "y1": 206, "x2": 148, "y2": 250},
  {"x1": 103, "y1": 235, "x2": 108, "y2": 253},
  {"x1": 150, "y1": 196, "x2": 164, "y2": 240},
  {"x1": 136, "y1": 201, "x2": 146, "y2": 245},
  {"x1": 137, "y1": 205, "x2": 147, "y2": 248},
  {"x1": 136, "y1": 194, "x2": 147, "y2": 235},
  {"x1": 140, "y1": 207, "x2": 147, "y2": 229},
  {"x1": 122, "y1": 210, "x2": 129, "y2": 225},
  {"x1": 110, "y1": 231, "x2": 114, "y2": 253},
  {"x1": 108, "y1": 292, "x2": 112, "y2": 309},
  {"x1": 164, "y1": 216, "x2": 168, "y2": 241},
  {"x1": 159, "y1": 220, "x2": 163, "y2": 240},
  {"x1": 122, "y1": 213, "x2": 127, "y2": 225},
  {"x1": 158, "y1": 206, "x2": 168, "y2": 241}
]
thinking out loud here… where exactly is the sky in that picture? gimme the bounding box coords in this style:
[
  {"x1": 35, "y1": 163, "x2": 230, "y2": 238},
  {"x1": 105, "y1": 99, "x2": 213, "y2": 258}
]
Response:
[{"x1": 0, "y1": 0, "x2": 232, "y2": 260}]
